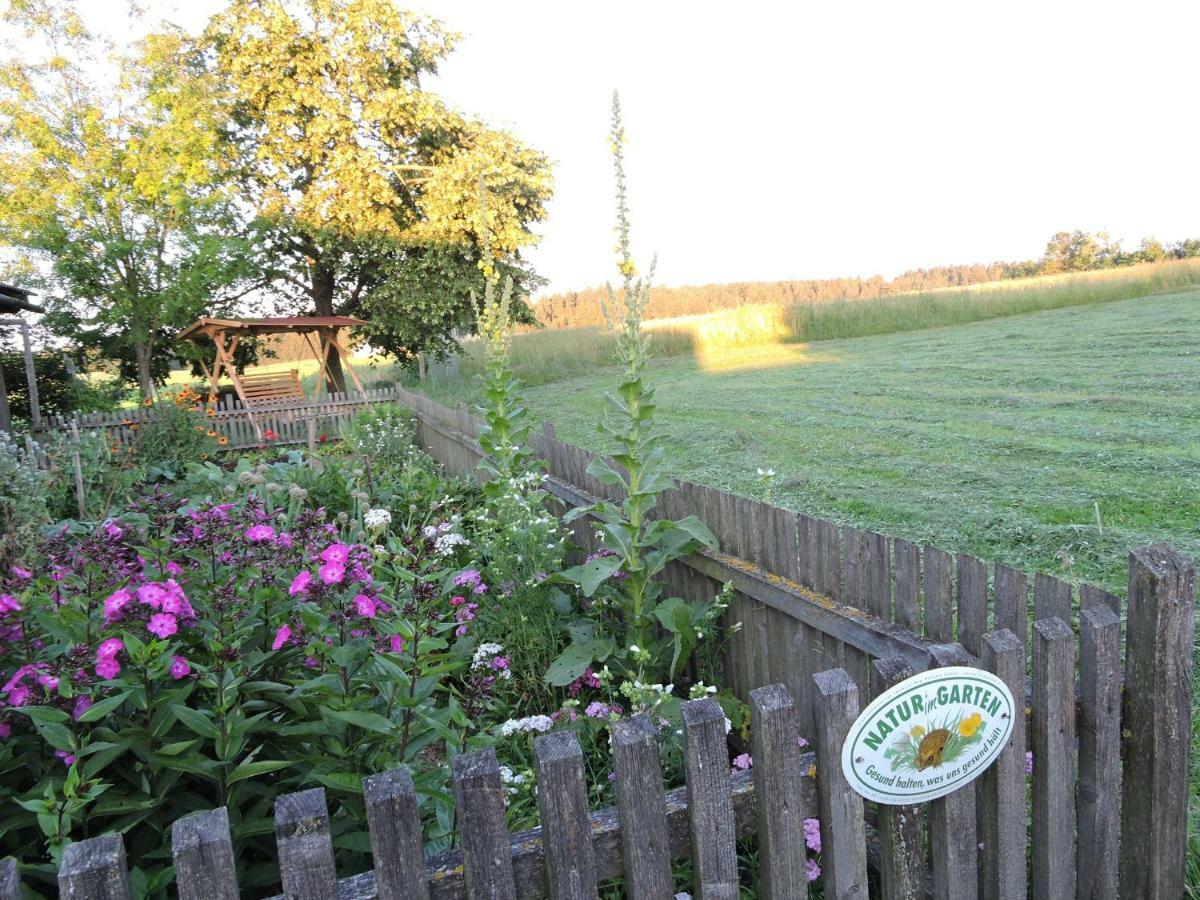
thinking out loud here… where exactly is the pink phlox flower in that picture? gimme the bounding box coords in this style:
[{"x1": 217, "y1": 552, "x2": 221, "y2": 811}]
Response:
[
  {"x1": 584, "y1": 701, "x2": 611, "y2": 719},
  {"x1": 97, "y1": 638, "x2": 124, "y2": 660},
  {"x1": 10, "y1": 566, "x2": 31, "y2": 580},
  {"x1": 136, "y1": 582, "x2": 168, "y2": 609},
  {"x1": 164, "y1": 560, "x2": 183, "y2": 576},
  {"x1": 732, "y1": 753, "x2": 753, "y2": 771},
  {"x1": 72, "y1": 696, "x2": 93, "y2": 720},
  {"x1": 803, "y1": 817, "x2": 822, "y2": 853},
  {"x1": 320, "y1": 543, "x2": 351, "y2": 565},
  {"x1": 318, "y1": 562, "x2": 345, "y2": 585},
  {"x1": 387, "y1": 635, "x2": 405, "y2": 654},
  {"x1": 1025, "y1": 751, "x2": 1033, "y2": 776},
  {"x1": 101, "y1": 521, "x2": 123, "y2": 540},
  {"x1": 289, "y1": 570, "x2": 312, "y2": 596},
  {"x1": 453, "y1": 569, "x2": 481, "y2": 588},
  {"x1": 275, "y1": 532, "x2": 295, "y2": 549},
  {"x1": 54, "y1": 750, "x2": 76, "y2": 766},
  {"x1": 170, "y1": 656, "x2": 191, "y2": 680},
  {"x1": 472, "y1": 582, "x2": 488, "y2": 595},
  {"x1": 147, "y1": 613, "x2": 178, "y2": 639},
  {"x1": 245, "y1": 524, "x2": 276, "y2": 542},
  {"x1": 0, "y1": 594, "x2": 20, "y2": 614},
  {"x1": 95, "y1": 658, "x2": 120, "y2": 680},
  {"x1": 303, "y1": 655, "x2": 319, "y2": 669},
  {"x1": 449, "y1": 595, "x2": 466, "y2": 607},
  {"x1": 491, "y1": 656, "x2": 510, "y2": 671},
  {"x1": 353, "y1": 594, "x2": 377, "y2": 618},
  {"x1": 805, "y1": 859, "x2": 821, "y2": 882},
  {"x1": 272, "y1": 624, "x2": 292, "y2": 651},
  {"x1": 797, "y1": 735, "x2": 809, "y2": 748}
]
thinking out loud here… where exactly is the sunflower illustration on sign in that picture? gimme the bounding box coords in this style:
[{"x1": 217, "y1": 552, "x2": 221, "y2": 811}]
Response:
[{"x1": 885, "y1": 710, "x2": 986, "y2": 773}]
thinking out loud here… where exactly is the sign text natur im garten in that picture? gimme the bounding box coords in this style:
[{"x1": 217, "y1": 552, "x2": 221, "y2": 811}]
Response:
[{"x1": 841, "y1": 666, "x2": 1015, "y2": 804}]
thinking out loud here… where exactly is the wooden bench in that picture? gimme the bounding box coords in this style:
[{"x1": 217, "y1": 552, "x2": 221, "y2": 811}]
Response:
[{"x1": 239, "y1": 370, "x2": 305, "y2": 407}]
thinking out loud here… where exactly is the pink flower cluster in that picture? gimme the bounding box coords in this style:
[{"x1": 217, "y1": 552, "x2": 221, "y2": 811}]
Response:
[
  {"x1": 583, "y1": 700, "x2": 623, "y2": 719},
  {"x1": 567, "y1": 667, "x2": 602, "y2": 697},
  {"x1": 104, "y1": 579, "x2": 196, "y2": 640},
  {"x1": 453, "y1": 569, "x2": 489, "y2": 595},
  {"x1": 449, "y1": 595, "x2": 478, "y2": 636}
]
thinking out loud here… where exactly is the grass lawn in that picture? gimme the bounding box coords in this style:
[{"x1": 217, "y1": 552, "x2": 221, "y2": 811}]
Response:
[{"x1": 503, "y1": 288, "x2": 1200, "y2": 594}]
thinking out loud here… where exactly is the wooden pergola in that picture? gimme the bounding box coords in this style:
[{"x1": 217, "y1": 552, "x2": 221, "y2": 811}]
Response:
[
  {"x1": 0, "y1": 283, "x2": 44, "y2": 434},
  {"x1": 177, "y1": 316, "x2": 366, "y2": 409}
]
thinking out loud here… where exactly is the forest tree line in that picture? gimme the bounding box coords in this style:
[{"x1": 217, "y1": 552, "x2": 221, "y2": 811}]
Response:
[{"x1": 532, "y1": 230, "x2": 1200, "y2": 330}]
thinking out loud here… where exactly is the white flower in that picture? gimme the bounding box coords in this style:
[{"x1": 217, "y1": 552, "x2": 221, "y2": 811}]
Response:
[
  {"x1": 497, "y1": 714, "x2": 555, "y2": 737},
  {"x1": 364, "y1": 508, "x2": 392, "y2": 529},
  {"x1": 434, "y1": 532, "x2": 469, "y2": 556}
]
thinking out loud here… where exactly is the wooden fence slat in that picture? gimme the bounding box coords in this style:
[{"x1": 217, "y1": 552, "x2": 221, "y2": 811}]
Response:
[
  {"x1": 871, "y1": 657, "x2": 925, "y2": 900},
  {"x1": 864, "y1": 530, "x2": 891, "y2": 622},
  {"x1": 840, "y1": 525, "x2": 871, "y2": 702},
  {"x1": 611, "y1": 715, "x2": 673, "y2": 898},
  {"x1": 955, "y1": 554, "x2": 988, "y2": 657},
  {"x1": 1033, "y1": 573, "x2": 1072, "y2": 629},
  {"x1": 979, "y1": 629, "x2": 1026, "y2": 900},
  {"x1": 816, "y1": 518, "x2": 841, "y2": 601},
  {"x1": 0, "y1": 857, "x2": 17, "y2": 900},
  {"x1": 363, "y1": 767, "x2": 431, "y2": 900},
  {"x1": 992, "y1": 564, "x2": 1028, "y2": 650},
  {"x1": 171, "y1": 808, "x2": 239, "y2": 900},
  {"x1": 812, "y1": 668, "x2": 868, "y2": 899},
  {"x1": 1078, "y1": 583, "x2": 1120, "y2": 617},
  {"x1": 926, "y1": 643, "x2": 978, "y2": 900},
  {"x1": 1031, "y1": 617, "x2": 1076, "y2": 900},
  {"x1": 749, "y1": 684, "x2": 810, "y2": 898},
  {"x1": 452, "y1": 748, "x2": 517, "y2": 900},
  {"x1": 534, "y1": 732, "x2": 599, "y2": 900},
  {"x1": 1078, "y1": 605, "x2": 1120, "y2": 900},
  {"x1": 922, "y1": 547, "x2": 953, "y2": 642},
  {"x1": 58, "y1": 835, "x2": 133, "y2": 900},
  {"x1": 682, "y1": 698, "x2": 739, "y2": 900},
  {"x1": 275, "y1": 788, "x2": 338, "y2": 900},
  {"x1": 892, "y1": 538, "x2": 921, "y2": 633},
  {"x1": 1119, "y1": 544, "x2": 1195, "y2": 899}
]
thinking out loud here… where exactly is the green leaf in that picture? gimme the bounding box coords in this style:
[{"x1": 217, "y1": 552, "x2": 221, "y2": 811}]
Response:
[
  {"x1": 17, "y1": 706, "x2": 70, "y2": 725},
  {"x1": 226, "y1": 759, "x2": 291, "y2": 784},
  {"x1": 77, "y1": 691, "x2": 133, "y2": 723},
  {"x1": 170, "y1": 704, "x2": 218, "y2": 740},
  {"x1": 325, "y1": 708, "x2": 396, "y2": 735},
  {"x1": 558, "y1": 555, "x2": 623, "y2": 597}
]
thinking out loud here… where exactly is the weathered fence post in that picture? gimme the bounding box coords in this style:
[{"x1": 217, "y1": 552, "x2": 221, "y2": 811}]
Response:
[
  {"x1": 58, "y1": 835, "x2": 133, "y2": 900},
  {"x1": 926, "y1": 643, "x2": 977, "y2": 900},
  {"x1": 749, "y1": 684, "x2": 810, "y2": 898},
  {"x1": 71, "y1": 449, "x2": 86, "y2": 519},
  {"x1": 682, "y1": 698, "x2": 739, "y2": 899},
  {"x1": 979, "y1": 629, "x2": 1025, "y2": 900},
  {"x1": 871, "y1": 657, "x2": 924, "y2": 900},
  {"x1": 171, "y1": 807, "x2": 239, "y2": 900},
  {"x1": 812, "y1": 668, "x2": 868, "y2": 899},
  {"x1": 0, "y1": 858, "x2": 19, "y2": 900},
  {"x1": 1077, "y1": 604, "x2": 1121, "y2": 900},
  {"x1": 275, "y1": 788, "x2": 339, "y2": 900},
  {"x1": 534, "y1": 731, "x2": 599, "y2": 899},
  {"x1": 451, "y1": 748, "x2": 517, "y2": 900},
  {"x1": 611, "y1": 715, "x2": 673, "y2": 898},
  {"x1": 1119, "y1": 544, "x2": 1195, "y2": 899},
  {"x1": 363, "y1": 767, "x2": 430, "y2": 900},
  {"x1": 1031, "y1": 617, "x2": 1075, "y2": 900}
]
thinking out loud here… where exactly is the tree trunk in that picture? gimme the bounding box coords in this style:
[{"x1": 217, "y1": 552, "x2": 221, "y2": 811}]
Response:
[
  {"x1": 135, "y1": 342, "x2": 155, "y2": 401},
  {"x1": 311, "y1": 261, "x2": 348, "y2": 395},
  {"x1": 0, "y1": 356, "x2": 10, "y2": 434}
]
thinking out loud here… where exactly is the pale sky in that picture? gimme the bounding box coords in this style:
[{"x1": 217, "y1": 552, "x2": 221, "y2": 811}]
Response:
[{"x1": 29, "y1": 1, "x2": 1200, "y2": 294}]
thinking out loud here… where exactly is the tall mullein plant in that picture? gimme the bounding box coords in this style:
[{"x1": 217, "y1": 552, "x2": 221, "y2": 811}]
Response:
[
  {"x1": 561, "y1": 94, "x2": 718, "y2": 672},
  {"x1": 472, "y1": 180, "x2": 537, "y2": 491}
]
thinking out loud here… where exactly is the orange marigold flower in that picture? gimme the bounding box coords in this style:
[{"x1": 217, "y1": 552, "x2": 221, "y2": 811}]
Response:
[{"x1": 218, "y1": 436, "x2": 229, "y2": 446}]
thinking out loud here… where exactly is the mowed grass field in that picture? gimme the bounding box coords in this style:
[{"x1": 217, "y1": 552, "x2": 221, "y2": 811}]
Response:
[{"x1": 499, "y1": 290, "x2": 1200, "y2": 593}]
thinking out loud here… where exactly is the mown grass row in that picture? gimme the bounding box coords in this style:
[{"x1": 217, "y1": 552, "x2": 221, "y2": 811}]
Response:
[{"x1": 416, "y1": 258, "x2": 1200, "y2": 404}]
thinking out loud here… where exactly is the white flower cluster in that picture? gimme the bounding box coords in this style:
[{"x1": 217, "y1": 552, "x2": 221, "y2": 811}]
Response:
[
  {"x1": 497, "y1": 715, "x2": 554, "y2": 737},
  {"x1": 498, "y1": 765, "x2": 529, "y2": 797},
  {"x1": 472, "y1": 642, "x2": 504, "y2": 667},
  {"x1": 363, "y1": 508, "x2": 392, "y2": 529},
  {"x1": 434, "y1": 532, "x2": 469, "y2": 556}
]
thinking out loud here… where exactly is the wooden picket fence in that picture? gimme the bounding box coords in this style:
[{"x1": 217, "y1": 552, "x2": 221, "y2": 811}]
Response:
[
  {"x1": 32, "y1": 388, "x2": 406, "y2": 453},
  {"x1": 1, "y1": 387, "x2": 1193, "y2": 898}
]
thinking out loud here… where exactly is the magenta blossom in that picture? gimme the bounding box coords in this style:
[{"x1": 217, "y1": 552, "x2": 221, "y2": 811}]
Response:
[
  {"x1": 103, "y1": 589, "x2": 132, "y2": 623},
  {"x1": 0, "y1": 594, "x2": 19, "y2": 614},
  {"x1": 289, "y1": 571, "x2": 312, "y2": 596},
  {"x1": 353, "y1": 594, "x2": 377, "y2": 618},
  {"x1": 95, "y1": 658, "x2": 120, "y2": 680},
  {"x1": 732, "y1": 753, "x2": 753, "y2": 771},
  {"x1": 102, "y1": 521, "x2": 123, "y2": 540},
  {"x1": 164, "y1": 560, "x2": 183, "y2": 576},
  {"x1": 272, "y1": 625, "x2": 291, "y2": 651},
  {"x1": 10, "y1": 565, "x2": 31, "y2": 580},
  {"x1": 72, "y1": 696, "x2": 93, "y2": 720},
  {"x1": 147, "y1": 613, "x2": 178, "y2": 639},
  {"x1": 136, "y1": 582, "x2": 169, "y2": 609},
  {"x1": 54, "y1": 750, "x2": 76, "y2": 766},
  {"x1": 97, "y1": 638, "x2": 123, "y2": 660},
  {"x1": 387, "y1": 634, "x2": 405, "y2": 654},
  {"x1": 170, "y1": 656, "x2": 191, "y2": 680},
  {"x1": 320, "y1": 543, "x2": 351, "y2": 565},
  {"x1": 245, "y1": 524, "x2": 275, "y2": 542},
  {"x1": 318, "y1": 562, "x2": 345, "y2": 585},
  {"x1": 453, "y1": 569, "x2": 482, "y2": 588}
]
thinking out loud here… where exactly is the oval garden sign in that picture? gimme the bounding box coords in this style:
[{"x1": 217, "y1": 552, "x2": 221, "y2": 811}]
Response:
[{"x1": 841, "y1": 666, "x2": 1015, "y2": 805}]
